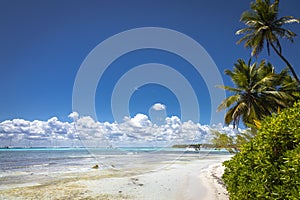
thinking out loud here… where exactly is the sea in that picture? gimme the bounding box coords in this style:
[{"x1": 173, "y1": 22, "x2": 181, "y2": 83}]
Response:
[{"x1": 0, "y1": 147, "x2": 230, "y2": 189}]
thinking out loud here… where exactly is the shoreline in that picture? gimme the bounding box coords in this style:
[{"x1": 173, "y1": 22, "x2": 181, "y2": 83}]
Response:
[{"x1": 0, "y1": 155, "x2": 231, "y2": 199}]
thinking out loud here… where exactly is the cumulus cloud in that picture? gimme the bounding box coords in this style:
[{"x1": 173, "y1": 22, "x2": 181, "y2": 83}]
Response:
[
  {"x1": 123, "y1": 114, "x2": 151, "y2": 128},
  {"x1": 151, "y1": 103, "x2": 166, "y2": 111},
  {"x1": 68, "y1": 112, "x2": 79, "y2": 120},
  {"x1": 0, "y1": 113, "x2": 240, "y2": 147}
]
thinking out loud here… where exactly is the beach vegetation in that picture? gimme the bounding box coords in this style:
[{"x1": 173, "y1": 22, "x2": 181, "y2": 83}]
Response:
[
  {"x1": 211, "y1": 129, "x2": 255, "y2": 152},
  {"x1": 236, "y1": 0, "x2": 300, "y2": 83},
  {"x1": 218, "y1": 59, "x2": 299, "y2": 128},
  {"x1": 211, "y1": 130, "x2": 234, "y2": 151},
  {"x1": 219, "y1": 1, "x2": 300, "y2": 198},
  {"x1": 222, "y1": 101, "x2": 300, "y2": 199}
]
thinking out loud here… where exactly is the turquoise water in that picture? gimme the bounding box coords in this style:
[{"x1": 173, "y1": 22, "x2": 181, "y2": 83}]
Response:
[
  {"x1": 0, "y1": 147, "x2": 230, "y2": 174},
  {"x1": 0, "y1": 147, "x2": 231, "y2": 188}
]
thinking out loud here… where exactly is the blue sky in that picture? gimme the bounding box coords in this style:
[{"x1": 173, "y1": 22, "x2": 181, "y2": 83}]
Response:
[{"x1": 1, "y1": 0, "x2": 300, "y2": 125}]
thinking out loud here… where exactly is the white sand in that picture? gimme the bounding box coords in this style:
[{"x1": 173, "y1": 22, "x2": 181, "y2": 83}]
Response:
[{"x1": 0, "y1": 155, "x2": 231, "y2": 200}]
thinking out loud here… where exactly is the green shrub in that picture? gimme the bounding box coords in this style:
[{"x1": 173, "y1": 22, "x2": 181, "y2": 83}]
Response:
[{"x1": 222, "y1": 101, "x2": 300, "y2": 199}]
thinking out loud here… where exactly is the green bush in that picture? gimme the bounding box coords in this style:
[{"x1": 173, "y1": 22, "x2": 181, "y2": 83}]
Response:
[{"x1": 222, "y1": 101, "x2": 300, "y2": 199}]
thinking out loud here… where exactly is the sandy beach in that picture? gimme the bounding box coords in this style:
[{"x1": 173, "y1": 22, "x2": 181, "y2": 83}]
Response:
[{"x1": 0, "y1": 152, "x2": 231, "y2": 200}]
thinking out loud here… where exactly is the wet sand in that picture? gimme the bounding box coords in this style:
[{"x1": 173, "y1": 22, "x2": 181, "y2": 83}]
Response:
[{"x1": 0, "y1": 155, "x2": 231, "y2": 200}]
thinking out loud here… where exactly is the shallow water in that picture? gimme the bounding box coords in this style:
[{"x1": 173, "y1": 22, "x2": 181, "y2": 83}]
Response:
[{"x1": 0, "y1": 147, "x2": 230, "y2": 189}]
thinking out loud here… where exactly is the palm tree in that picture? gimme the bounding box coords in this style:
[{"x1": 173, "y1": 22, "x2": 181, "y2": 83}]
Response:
[
  {"x1": 218, "y1": 59, "x2": 297, "y2": 128},
  {"x1": 236, "y1": 0, "x2": 300, "y2": 83}
]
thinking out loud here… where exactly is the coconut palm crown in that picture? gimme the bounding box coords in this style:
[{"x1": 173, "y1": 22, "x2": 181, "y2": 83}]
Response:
[
  {"x1": 218, "y1": 59, "x2": 298, "y2": 128},
  {"x1": 236, "y1": 0, "x2": 300, "y2": 83}
]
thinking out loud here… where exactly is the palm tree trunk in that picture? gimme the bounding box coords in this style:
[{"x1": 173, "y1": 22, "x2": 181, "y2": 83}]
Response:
[{"x1": 270, "y1": 42, "x2": 300, "y2": 84}]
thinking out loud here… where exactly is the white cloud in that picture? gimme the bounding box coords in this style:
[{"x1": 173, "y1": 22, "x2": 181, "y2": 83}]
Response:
[
  {"x1": 0, "y1": 113, "x2": 240, "y2": 147},
  {"x1": 151, "y1": 103, "x2": 166, "y2": 111},
  {"x1": 68, "y1": 112, "x2": 79, "y2": 120},
  {"x1": 123, "y1": 113, "x2": 151, "y2": 128}
]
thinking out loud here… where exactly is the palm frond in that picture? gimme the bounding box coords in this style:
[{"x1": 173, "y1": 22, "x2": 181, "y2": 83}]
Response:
[
  {"x1": 252, "y1": 75, "x2": 277, "y2": 91},
  {"x1": 219, "y1": 57, "x2": 298, "y2": 128},
  {"x1": 236, "y1": 27, "x2": 255, "y2": 35},
  {"x1": 277, "y1": 16, "x2": 300, "y2": 24},
  {"x1": 236, "y1": 0, "x2": 299, "y2": 59},
  {"x1": 217, "y1": 85, "x2": 242, "y2": 93},
  {"x1": 224, "y1": 107, "x2": 235, "y2": 125},
  {"x1": 217, "y1": 94, "x2": 240, "y2": 111}
]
